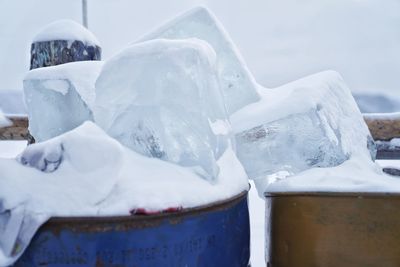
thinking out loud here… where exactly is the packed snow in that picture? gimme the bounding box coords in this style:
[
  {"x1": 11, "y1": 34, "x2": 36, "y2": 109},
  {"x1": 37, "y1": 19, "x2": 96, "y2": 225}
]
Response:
[
  {"x1": 387, "y1": 138, "x2": 400, "y2": 147},
  {"x1": 136, "y1": 7, "x2": 260, "y2": 114},
  {"x1": 94, "y1": 38, "x2": 231, "y2": 182},
  {"x1": 24, "y1": 61, "x2": 103, "y2": 142},
  {"x1": 363, "y1": 112, "x2": 400, "y2": 120},
  {"x1": 265, "y1": 156, "x2": 400, "y2": 194},
  {"x1": 32, "y1": 19, "x2": 100, "y2": 46},
  {"x1": 0, "y1": 110, "x2": 11, "y2": 128}
]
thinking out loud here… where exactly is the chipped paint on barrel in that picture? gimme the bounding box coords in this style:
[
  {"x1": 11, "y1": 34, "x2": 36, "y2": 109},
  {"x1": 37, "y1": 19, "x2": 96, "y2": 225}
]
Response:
[
  {"x1": 30, "y1": 40, "x2": 101, "y2": 70},
  {"x1": 15, "y1": 191, "x2": 250, "y2": 267},
  {"x1": 265, "y1": 192, "x2": 400, "y2": 267}
]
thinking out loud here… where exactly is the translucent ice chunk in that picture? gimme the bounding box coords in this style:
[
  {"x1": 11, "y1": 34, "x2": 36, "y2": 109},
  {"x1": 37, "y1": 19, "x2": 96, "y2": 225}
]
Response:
[
  {"x1": 136, "y1": 7, "x2": 260, "y2": 114},
  {"x1": 23, "y1": 61, "x2": 103, "y2": 142},
  {"x1": 236, "y1": 109, "x2": 349, "y2": 179},
  {"x1": 231, "y1": 71, "x2": 376, "y2": 180},
  {"x1": 94, "y1": 39, "x2": 232, "y2": 182}
]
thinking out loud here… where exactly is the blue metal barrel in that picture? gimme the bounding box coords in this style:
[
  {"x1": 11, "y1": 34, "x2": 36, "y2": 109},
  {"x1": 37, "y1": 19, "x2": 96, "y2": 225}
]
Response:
[{"x1": 14, "y1": 191, "x2": 250, "y2": 267}]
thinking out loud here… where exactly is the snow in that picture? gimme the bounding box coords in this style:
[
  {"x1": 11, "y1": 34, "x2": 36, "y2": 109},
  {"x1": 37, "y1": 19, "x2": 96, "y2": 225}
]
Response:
[
  {"x1": 94, "y1": 38, "x2": 231, "y2": 182},
  {"x1": 390, "y1": 139, "x2": 400, "y2": 147},
  {"x1": 32, "y1": 19, "x2": 100, "y2": 46},
  {"x1": 378, "y1": 159, "x2": 400, "y2": 170},
  {"x1": 136, "y1": 6, "x2": 260, "y2": 114},
  {"x1": 0, "y1": 122, "x2": 248, "y2": 265},
  {"x1": 0, "y1": 110, "x2": 11, "y2": 128},
  {"x1": 363, "y1": 112, "x2": 400, "y2": 120},
  {"x1": 376, "y1": 138, "x2": 400, "y2": 149},
  {"x1": 248, "y1": 181, "x2": 266, "y2": 267},
  {"x1": 3, "y1": 121, "x2": 246, "y2": 212},
  {"x1": 264, "y1": 156, "x2": 400, "y2": 194},
  {"x1": 0, "y1": 141, "x2": 27, "y2": 158}
]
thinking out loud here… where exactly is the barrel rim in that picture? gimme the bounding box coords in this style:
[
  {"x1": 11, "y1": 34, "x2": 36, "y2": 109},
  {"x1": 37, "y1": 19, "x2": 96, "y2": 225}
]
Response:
[
  {"x1": 47, "y1": 188, "x2": 249, "y2": 224},
  {"x1": 264, "y1": 191, "x2": 400, "y2": 198}
]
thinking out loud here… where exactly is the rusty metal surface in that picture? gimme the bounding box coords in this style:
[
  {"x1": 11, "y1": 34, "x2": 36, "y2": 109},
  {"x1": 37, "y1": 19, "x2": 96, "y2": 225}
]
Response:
[
  {"x1": 30, "y1": 40, "x2": 101, "y2": 70},
  {"x1": 266, "y1": 192, "x2": 400, "y2": 267},
  {"x1": 0, "y1": 116, "x2": 29, "y2": 140},
  {"x1": 45, "y1": 190, "x2": 248, "y2": 232},
  {"x1": 15, "y1": 191, "x2": 250, "y2": 267},
  {"x1": 365, "y1": 117, "x2": 400, "y2": 141}
]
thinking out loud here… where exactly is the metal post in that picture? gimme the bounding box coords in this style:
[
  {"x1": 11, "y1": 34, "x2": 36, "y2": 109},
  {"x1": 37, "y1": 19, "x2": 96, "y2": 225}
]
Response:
[{"x1": 82, "y1": 0, "x2": 88, "y2": 28}]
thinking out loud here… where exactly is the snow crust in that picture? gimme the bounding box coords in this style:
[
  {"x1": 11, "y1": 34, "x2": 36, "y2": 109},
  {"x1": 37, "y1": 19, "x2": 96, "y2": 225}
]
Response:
[
  {"x1": 0, "y1": 122, "x2": 248, "y2": 265},
  {"x1": 389, "y1": 138, "x2": 400, "y2": 147},
  {"x1": 0, "y1": 110, "x2": 11, "y2": 128},
  {"x1": 32, "y1": 19, "x2": 100, "y2": 46},
  {"x1": 0, "y1": 122, "x2": 247, "y2": 213},
  {"x1": 363, "y1": 112, "x2": 400, "y2": 120},
  {"x1": 264, "y1": 157, "x2": 400, "y2": 193}
]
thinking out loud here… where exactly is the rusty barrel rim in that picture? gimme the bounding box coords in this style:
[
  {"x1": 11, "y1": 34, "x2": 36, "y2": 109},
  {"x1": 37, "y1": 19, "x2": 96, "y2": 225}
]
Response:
[
  {"x1": 265, "y1": 191, "x2": 400, "y2": 198},
  {"x1": 47, "y1": 189, "x2": 249, "y2": 225},
  {"x1": 17, "y1": 189, "x2": 250, "y2": 266}
]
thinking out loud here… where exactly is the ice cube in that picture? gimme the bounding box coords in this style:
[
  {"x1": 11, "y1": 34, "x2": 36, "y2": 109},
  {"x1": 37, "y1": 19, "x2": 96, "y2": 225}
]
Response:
[
  {"x1": 231, "y1": 71, "x2": 376, "y2": 180},
  {"x1": 135, "y1": 7, "x2": 260, "y2": 114},
  {"x1": 23, "y1": 61, "x2": 103, "y2": 142},
  {"x1": 94, "y1": 38, "x2": 232, "y2": 182},
  {"x1": 235, "y1": 109, "x2": 349, "y2": 179}
]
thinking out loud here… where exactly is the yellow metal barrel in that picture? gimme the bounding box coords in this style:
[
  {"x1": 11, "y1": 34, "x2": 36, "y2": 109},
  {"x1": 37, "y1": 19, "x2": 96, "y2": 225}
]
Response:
[{"x1": 265, "y1": 192, "x2": 400, "y2": 267}]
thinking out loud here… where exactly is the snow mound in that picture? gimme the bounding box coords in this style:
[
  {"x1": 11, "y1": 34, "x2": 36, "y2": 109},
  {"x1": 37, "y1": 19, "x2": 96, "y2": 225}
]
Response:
[
  {"x1": 9, "y1": 121, "x2": 247, "y2": 214},
  {"x1": 265, "y1": 157, "x2": 400, "y2": 193},
  {"x1": 136, "y1": 6, "x2": 260, "y2": 114},
  {"x1": 0, "y1": 122, "x2": 248, "y2": 265},
  {"x1": 32, "y1": 19, "x2": 100, "y2": 46}
]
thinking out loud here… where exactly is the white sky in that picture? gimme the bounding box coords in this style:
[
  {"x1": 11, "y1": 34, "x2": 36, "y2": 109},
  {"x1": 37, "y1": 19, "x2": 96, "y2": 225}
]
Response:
[{"x1": 0, "y1": 0, "x2": 399, "y2": 98}]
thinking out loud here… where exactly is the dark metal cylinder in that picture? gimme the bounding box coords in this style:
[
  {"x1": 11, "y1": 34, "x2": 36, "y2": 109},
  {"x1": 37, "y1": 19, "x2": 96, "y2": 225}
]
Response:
[
  {"x1": 265, "y1": 192, "x2": 400, "y2": 267},
  {"x1": 30, "y1": 40, "x2": 101, "y2": 70},
  {"x1": 15, "y1": 191, "x2": 250, "y2": 267}
]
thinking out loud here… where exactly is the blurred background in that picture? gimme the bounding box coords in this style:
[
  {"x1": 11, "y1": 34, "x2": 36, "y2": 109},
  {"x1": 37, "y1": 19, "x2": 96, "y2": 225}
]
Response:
[{"x1": 0, "y1": 0, "x2": 399, "y2": 114}]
